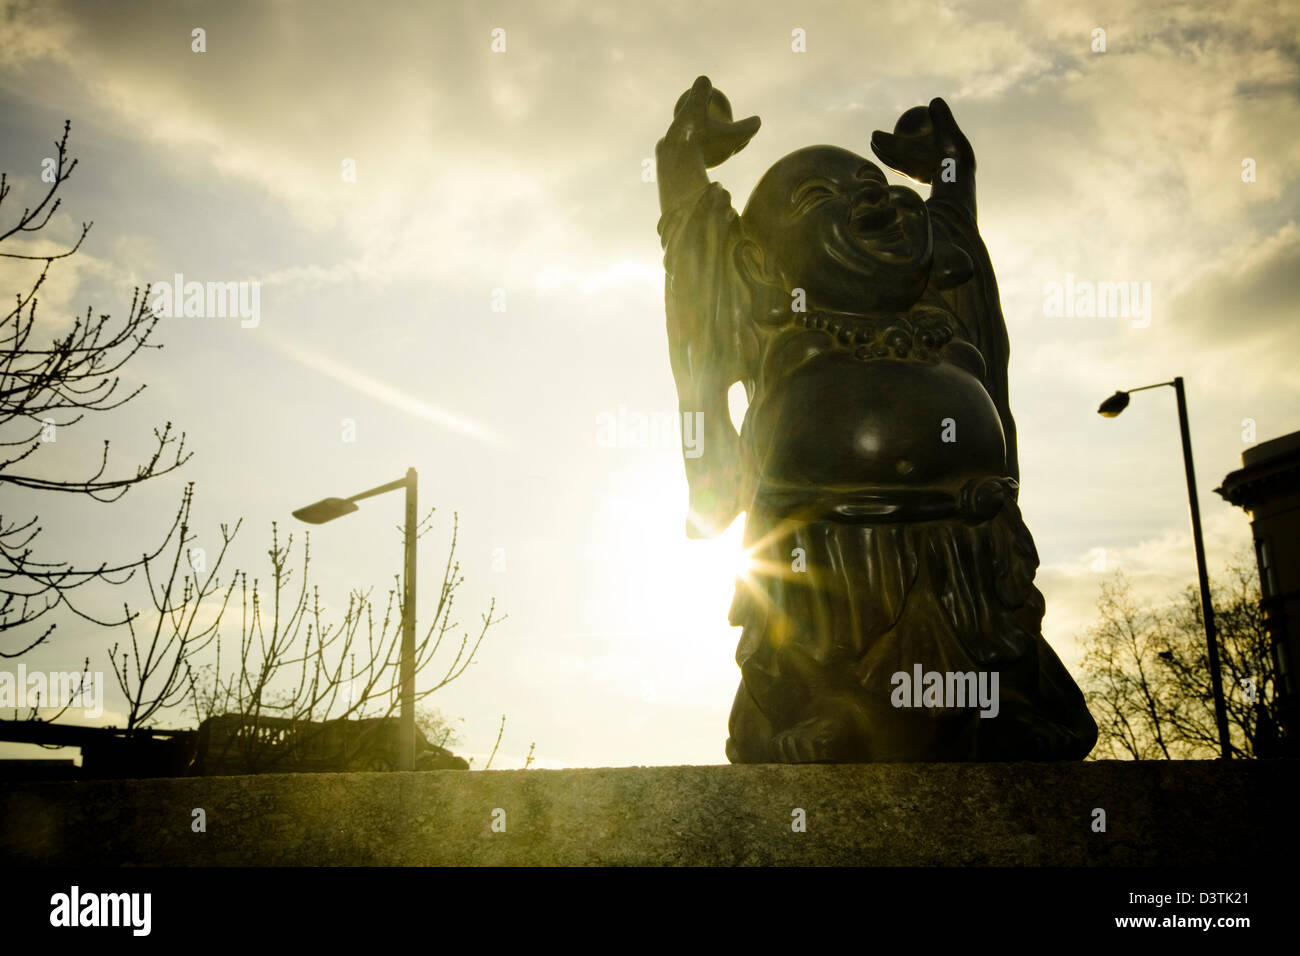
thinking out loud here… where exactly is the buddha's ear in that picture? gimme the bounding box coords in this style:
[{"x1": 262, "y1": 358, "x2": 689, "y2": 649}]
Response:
[
  {"x1": 734, "y1": 236, "x2": 781, "y2": 288},
  {"x1": 734, "y1": 237, "x2": 791, "y2": 325},
  {"x1": 931, "y1": 239, "x2": 974, "y2": 290}
]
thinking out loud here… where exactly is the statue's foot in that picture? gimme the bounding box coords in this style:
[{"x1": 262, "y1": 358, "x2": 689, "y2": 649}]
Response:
[{"x1": 771, "y1": 714, "x2": 860, "y2": 763}]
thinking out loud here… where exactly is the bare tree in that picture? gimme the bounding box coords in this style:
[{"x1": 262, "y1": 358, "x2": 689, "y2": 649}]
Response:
[
  {"x1": 177, "y1": 508, "x2": 502, "y2": 772},
  {"x1": 416, "y1": 703, "x2": 463, "y2": 750},
  {"x1": 108, "y1": 483, "x2": 240, "y2": 733},
  {"x1": 1148, "y1": 562, "x2": 1277, "y2": 757},
  {"x1": 1, "y1": 121, "x2": 188, "y2": 657},
  {"x1": 1080, "y1": 560, "x2": 1278, "y2": 759}
]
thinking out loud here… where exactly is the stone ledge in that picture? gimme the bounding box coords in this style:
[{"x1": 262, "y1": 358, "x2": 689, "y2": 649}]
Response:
[{"x1": 2, "y1": 761, "x2": 1295, "y2": 866}]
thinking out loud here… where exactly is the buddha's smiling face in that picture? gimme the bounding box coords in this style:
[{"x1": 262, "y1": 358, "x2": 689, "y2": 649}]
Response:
[{"x1": 742, "y1": 147, "x2": 932, "y2": 313}]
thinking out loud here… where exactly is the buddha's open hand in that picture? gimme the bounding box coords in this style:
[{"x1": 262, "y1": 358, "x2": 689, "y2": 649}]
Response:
[
  {"x1": 658, "y1": 75, "x2": 761, "y2": 170},
  {"x1": 870, "y1": 97, "x2": 974, "y2": 186}
]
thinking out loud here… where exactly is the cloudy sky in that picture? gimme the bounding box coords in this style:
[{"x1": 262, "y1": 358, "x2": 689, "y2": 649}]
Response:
[{"x1": 2, "y1": 0, "x2": 1297, "y2": 767}]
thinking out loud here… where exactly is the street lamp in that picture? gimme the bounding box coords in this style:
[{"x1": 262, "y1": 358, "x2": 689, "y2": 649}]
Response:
[
  {"x1": 1097, "y1": 377, "x2": 1232, "y2": 759},
  {"x1": 293, "y1": 467, "x2": 419, "y2": 771}
]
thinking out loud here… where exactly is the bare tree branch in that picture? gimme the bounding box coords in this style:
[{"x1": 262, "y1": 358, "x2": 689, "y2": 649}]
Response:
[{"x1": 1, "y1": 121, "x2": 192, "y2": 656}]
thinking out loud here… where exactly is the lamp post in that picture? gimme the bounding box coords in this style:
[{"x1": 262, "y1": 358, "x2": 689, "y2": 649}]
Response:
[
  {"x1": 1097, "y1": 378, "x2": 1231, "y2": 759},
  {"x1": 292, "y1": 467, "x2": 418, "y2": 771}
]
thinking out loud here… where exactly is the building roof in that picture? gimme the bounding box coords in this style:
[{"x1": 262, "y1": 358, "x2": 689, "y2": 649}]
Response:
[{"x1": 1217, "y1": 430, "x2": 1300, "y2": 509}]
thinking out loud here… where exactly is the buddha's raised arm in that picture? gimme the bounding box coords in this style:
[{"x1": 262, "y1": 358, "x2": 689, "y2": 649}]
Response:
[
  {"x1": 872, "y1": 99, "x2": 1019, "y2": 482},
  {"x1": 656, "y1": 76, "x2": 760, "y2": 537}
]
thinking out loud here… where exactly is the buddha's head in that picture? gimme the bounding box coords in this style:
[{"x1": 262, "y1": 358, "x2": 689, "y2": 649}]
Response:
[{"x1": 739, "y1": 146, "x2": 933, "y2": 314}]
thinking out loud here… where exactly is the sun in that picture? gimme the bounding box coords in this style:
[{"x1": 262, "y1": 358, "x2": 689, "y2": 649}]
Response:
[{"x1": 587, "y1": 465, "x2": 755, "y2": 645}]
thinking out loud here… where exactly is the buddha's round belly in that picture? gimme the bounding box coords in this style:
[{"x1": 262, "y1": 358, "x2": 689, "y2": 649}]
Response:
[{"x1": 751, "y1": 354, "x2": 1007, "y2": 489}]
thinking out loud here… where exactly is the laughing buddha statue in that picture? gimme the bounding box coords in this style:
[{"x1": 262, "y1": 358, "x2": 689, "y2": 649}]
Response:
[{"x1": 655, "y1": 76, "x2": 1097, "y2": 763}]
